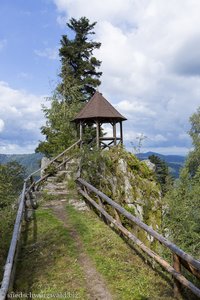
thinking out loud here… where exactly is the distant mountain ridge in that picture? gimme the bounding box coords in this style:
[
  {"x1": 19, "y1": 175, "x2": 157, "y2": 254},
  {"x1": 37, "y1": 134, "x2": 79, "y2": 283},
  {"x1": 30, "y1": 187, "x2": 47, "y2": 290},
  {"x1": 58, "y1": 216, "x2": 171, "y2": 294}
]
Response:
[
  {"x1": 137, "y1": 151, "x2": 186, "y2": 178},
  {"x1": 0, "y1": 153, "x2": 43, "y2": 176},
  {"x1": 0, "y1": 151, "x2": 186, "y2": 179}
]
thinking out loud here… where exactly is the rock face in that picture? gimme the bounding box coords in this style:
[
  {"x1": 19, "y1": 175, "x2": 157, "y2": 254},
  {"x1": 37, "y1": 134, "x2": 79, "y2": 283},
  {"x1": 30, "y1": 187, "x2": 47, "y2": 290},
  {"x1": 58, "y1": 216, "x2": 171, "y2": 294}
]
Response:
[
  {"x1": 142, "y1": 159, "x2": 156, "y2": 172},
  {"x1": 40, "y1": 157, "x2": 50, "y2": 177},
  {"x1": 82, "y1": 147, "x2": 161, "y2": 247}
]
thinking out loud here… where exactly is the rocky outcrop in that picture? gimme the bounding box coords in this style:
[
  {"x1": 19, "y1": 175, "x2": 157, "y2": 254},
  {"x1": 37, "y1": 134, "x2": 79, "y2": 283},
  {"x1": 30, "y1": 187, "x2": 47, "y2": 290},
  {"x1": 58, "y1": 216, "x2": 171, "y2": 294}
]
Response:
[{"x1": 82, "y1": 147, "x2": 161, "y2": 247}]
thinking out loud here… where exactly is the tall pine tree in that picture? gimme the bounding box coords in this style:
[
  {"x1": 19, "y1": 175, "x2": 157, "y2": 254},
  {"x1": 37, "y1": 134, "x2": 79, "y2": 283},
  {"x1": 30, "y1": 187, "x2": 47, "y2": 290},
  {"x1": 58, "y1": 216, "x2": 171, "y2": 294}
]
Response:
[
  {"x1": 36, "y1": 17, "x2": 102, "y2": 157},
  {"x1": 58, "y1": 17, "x2": 102, "y2": 101},
  {"x1": 148, "y1": 155, "x2": 173, "y2": 195}
]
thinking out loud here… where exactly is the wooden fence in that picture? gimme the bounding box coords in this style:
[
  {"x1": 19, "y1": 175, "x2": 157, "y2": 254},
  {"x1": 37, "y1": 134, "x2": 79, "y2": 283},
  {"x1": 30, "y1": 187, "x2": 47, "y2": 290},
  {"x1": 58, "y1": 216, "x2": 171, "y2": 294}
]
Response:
[
  {"x1": 1, "y1": 138, "x2": 199, "y2": 299},
  {"x1": 0, "y1": 140, "x2": 81, "y2": 300},
  {"x1": 76, "y1": 177, "x2": 200, "y2": 299}
]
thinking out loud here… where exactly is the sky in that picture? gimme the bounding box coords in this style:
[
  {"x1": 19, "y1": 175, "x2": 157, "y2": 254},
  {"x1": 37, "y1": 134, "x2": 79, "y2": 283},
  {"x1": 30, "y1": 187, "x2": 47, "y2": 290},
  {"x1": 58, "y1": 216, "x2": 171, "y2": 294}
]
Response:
[{"x1": 0, "y1": 0, "x2": 200, "y2": 155}]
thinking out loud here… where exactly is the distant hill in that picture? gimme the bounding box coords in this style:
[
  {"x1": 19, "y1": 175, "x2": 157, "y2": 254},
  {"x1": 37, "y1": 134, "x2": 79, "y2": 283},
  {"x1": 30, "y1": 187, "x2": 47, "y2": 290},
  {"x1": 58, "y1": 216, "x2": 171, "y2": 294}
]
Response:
[
  {"x1": 137, "y1": 152, "x2": 186, "y2": 178},
  {"x1": 0, "y1": 151, "x2": 186, "y2": 179},
  {"x1": 0, "y1": 153, "x2": 43, "y2": 176}
]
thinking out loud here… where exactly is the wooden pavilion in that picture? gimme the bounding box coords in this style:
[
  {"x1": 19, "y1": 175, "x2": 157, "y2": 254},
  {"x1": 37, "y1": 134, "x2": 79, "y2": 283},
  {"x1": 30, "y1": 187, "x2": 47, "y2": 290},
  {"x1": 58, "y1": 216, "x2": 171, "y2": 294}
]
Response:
[{"x1": 73, "y1": 91, "x2": 127, "y2": 149}]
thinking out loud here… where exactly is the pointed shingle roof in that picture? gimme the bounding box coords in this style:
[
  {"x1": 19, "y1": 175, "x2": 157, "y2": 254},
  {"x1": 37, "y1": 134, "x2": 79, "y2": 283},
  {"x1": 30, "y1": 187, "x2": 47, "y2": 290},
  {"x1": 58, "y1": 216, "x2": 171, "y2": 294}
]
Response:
[{"x1": 73, "y1": 91, "x2": 127, "y2": 122}]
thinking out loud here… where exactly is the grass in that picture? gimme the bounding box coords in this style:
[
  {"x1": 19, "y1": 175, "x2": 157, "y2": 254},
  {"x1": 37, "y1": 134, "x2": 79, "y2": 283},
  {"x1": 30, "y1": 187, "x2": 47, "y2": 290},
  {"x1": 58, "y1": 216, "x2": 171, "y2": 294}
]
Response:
[
  {"x1": 66, "y1": 204, "x2": 174, "y2": 300},
  {"x1": 0, "y1": 208, "x2": 16, "y2": 282},
  {"x1": 14, "y1": 209, "x2": 88, "y2": 299},
  {"x1": 13, "y1": 195, "x2": 175, "y2": 300}
]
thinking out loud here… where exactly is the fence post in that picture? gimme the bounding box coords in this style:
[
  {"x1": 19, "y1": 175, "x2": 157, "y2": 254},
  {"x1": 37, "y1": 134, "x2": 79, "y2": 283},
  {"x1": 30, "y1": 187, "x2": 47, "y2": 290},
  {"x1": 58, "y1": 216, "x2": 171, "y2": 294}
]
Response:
[
  {"x1": 173, "y1": 253, "x2": 182, "y2": 298},
  {"x1": 30, "y1": 176, "x2": 35, "y2": 192}
]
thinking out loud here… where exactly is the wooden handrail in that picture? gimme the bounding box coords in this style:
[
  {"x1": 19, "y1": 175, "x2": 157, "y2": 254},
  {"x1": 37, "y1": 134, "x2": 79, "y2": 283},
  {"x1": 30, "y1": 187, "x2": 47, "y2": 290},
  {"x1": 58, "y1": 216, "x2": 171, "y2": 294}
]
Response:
[
  {"x1": 0, "y1": 140, "x2": 81, "y2": 300},
  {"x1": 2, "y1": 138, "x2": 199, "y2": 299},
  {"x1": 25, "y1": 139, "x2": 81, "y2": 181},
  {"x1": 76, "y1": 177, "x2": 200, "y2": 298},
  {"x1": 25, "y1": 140, "x2": 81, "y2": 193},
  {"x1": 0, "y1": 183, "x2": 26, "y2": 300},
  {"x1": 77, "y1": 178, "x2": 200, "y2": 271}
]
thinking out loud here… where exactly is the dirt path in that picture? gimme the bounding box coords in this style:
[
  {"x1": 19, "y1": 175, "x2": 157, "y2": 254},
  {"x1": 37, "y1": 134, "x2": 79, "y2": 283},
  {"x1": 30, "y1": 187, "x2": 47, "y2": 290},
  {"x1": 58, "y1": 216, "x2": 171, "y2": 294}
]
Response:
[{"x1": 50, "y1": 203, "x2": 113, "y2": 300}]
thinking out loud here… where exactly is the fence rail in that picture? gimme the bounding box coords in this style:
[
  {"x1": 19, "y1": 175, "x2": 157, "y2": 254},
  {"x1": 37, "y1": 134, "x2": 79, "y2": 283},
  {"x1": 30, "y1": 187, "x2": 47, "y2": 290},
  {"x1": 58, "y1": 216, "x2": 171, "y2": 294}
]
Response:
[
  {"x1": 76, "y1": 177, "x2": 200, "y2": 299},
  {"x1": 0, "y1": 140, "x2": 81, "y2": 300},
  {"x1": 1, "y1": 138, "x2": 199, "y2": 299}
]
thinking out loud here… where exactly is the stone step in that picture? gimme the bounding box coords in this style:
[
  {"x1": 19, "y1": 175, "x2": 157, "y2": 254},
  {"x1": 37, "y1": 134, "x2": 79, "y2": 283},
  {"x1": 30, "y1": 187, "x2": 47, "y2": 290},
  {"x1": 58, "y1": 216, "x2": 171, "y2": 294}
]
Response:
[
  {"x1": 56, "y1": 170, "x2": 71, "y2": 175},
  {"x1": 68, "y1": 199, "x2": 88, "y2": 211},
  {"x1": 44, "y1": 182, "x2": 67, "y2": 190},
  {"x1": 45, "y1": 191, "x2": 69, "y2": 196},
  {"x1": 46, "y1": 176, "x2": 57, "y2": 182},
  {"x1": 56, "y1": 172, "x2": 74, "y2": 181},
  {"x1": 56, "y1": 182, "x2": 67, "y2": 187},
  {"x1": 33, "y1": 191, "x2": 43, "y2": 198}
]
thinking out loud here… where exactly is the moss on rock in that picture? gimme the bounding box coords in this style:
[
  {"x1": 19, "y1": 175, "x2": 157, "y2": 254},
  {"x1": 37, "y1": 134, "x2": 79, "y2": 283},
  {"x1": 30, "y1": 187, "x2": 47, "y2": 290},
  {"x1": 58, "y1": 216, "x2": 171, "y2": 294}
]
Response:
[{"x1": 81, "y1": 146, "x2": 162, "y2": 247}]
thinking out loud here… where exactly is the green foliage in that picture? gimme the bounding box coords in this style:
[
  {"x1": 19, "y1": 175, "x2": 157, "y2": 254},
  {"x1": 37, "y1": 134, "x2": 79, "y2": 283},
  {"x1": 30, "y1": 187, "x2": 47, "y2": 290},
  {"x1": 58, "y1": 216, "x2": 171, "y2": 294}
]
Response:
[
  {"x1": 187, "y1": 106, "x2": 200, "y2": 176},
  {"x1": 59, "y1": 17, "x2": 102, "y2": 100},
  {"x1": 0, "y1": 161, "x2": 25, "y2": 208},
  {"x1": 67, "y1": 178, "x2": 76, "y2": 190},
  {"x1": 148, "y1": 155, "x2": 173, "y2": 195},
  {"x1": 80, "y1": 146, "x2": 161, "y2": 248},
  {"x1": 14, "y1": 209, "x2": 87, "y2": 298},
  {"x1": 14, "y1": 201, "x2": 173, "y2": 299},
  {"x1": 0, "y1": 153, "x2": 43, "y2": 176},
  {"x1": 81, "y1": 146, "x2": 160, "y2": 204},
  {"x1": 80, "y1": 145, "x2": 103, "y2": 185},
  {"x1": 162, "y1": 106, "x2": 200, "y2": 262},
  {"x1": 0, "y1": 208, "x2": 15, "y2": 281},
  {"x1": 66, "y1": 205, "x2": 173, "y2": 300},
  {"x1": 0, "y1": 161, "x2": 24, "y2": 280},
  {"x1": 137, "y1": 152, "x2": 185, "y2": 178},
  {"x1": 36, "y1": 91, "x2": 83, "y2": 157},
  {"x1": 37, "y1": 17, "x2": 102, "y2": 157},
  {"x1": 163, "y1": 166, "x2": 200, "y2": 257},
  {"x1": 44, "y1": 163, "x2": 57, "y2": 176}
]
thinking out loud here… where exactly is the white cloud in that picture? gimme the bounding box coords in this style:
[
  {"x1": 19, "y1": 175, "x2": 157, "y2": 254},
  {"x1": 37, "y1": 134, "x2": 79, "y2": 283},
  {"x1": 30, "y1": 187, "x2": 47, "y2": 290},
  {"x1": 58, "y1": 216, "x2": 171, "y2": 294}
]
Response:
[
  {"x1": 115, "y1": 100, "x2": 155, "y2": 117},
  {"x1": 56, "y1": 15, "x2": 66, "y2": 27},
  {"x1": 34, "y1": 47, "x2": 59, "y2": 60},
  {"x1": 52, "y1": 0, "x2": 200, "y2": 154},
  {"x1": 150, "y1": 134, "x2": 168, "y2": 143},
  {"x1": 0, "y1": 119, "x2": 4, "y2": 132},
  {"x1": 2, "y1": 1, "x2": 198, "y2": 155},
  {"x1": 54, "y1": 0, "x2": 137, "y2": 24},
  {"x1": 0, "y1": 141, "x2": 39, "y2": 155},
  {"x1": 0, "y1": 39, "x2": 7, "y2": 51},
  {"x1": 0, "y1": 81, "x2": 46, "y2": 154}
]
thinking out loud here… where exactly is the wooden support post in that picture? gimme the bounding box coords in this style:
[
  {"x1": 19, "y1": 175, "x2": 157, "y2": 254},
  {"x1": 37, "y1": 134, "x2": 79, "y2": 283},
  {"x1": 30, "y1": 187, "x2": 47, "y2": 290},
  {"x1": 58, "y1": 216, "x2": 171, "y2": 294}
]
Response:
[
  {"x1": 96, "y1": 195, "x2": 103, "y2": 207},
  {"x1": 30, "y1": 176, "x2": 35, "y2": 192},
  {"x1": 28, "y1": 191, "x2": 37, "y2": 209},
  {"x1": 96, "y1": 195, "x2": 104, "y2": 220},
  {"x1": 120, "y1": 121, "x2": 123, "y2": 145},
  {"x1": 96, "y1": 120, "x2": 100, "y2": 149},
  {"x1": 77, "y1": 181, "x2": 200, "y2": 299},
  {"x1": 79, "y1": 122, "x2": 83, "y2": 148},
  {"x1": 173, "y1": 253, "x2": 182, "y2": 298},
  {"x1": 80, "y1": 122, "x2": 83, "y2": 141},
  {"x1": 114, "y1": 208, "x2": 121, "y2": 224},
  {"x1": 98, "y1": 122, "x2": 101, "y2": 148},
  {"x1": 113, "y1": 122, "x2": 117, "y2": 146}
]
